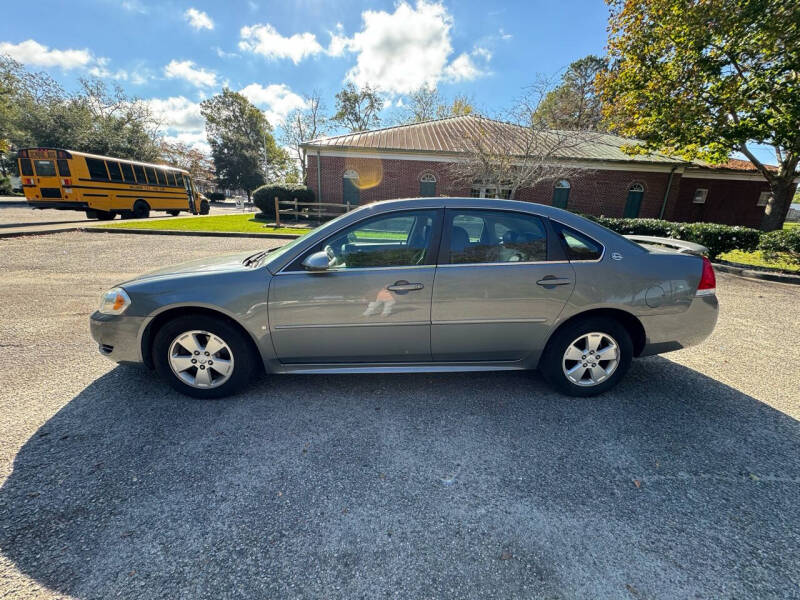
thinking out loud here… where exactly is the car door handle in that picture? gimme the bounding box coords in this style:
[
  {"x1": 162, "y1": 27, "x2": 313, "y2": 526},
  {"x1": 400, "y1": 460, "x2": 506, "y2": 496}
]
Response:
[
  {"x1": 536, "y1": 277, "x2": 573, "y2": 287},
  {"x1": 387, "y1": 280, "x2": 424, "y2": 292}
]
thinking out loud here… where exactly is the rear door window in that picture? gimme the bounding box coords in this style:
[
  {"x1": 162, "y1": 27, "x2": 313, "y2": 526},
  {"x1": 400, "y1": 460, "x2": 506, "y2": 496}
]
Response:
[
  {"x1": 34, "y1": 160, "x2": 57, "y2": 177},
  {"x1": 445, "y1": 209, "x2": 548, "y2": 264},
  {"x1": 86, "y1": 158, "x2": 109, "y2": 180}
]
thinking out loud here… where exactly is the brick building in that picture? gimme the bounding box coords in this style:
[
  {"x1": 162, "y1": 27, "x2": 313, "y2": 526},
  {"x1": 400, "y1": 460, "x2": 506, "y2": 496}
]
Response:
[{"x1": 301, "y1": 115, "x2": 787, "y2": 228}]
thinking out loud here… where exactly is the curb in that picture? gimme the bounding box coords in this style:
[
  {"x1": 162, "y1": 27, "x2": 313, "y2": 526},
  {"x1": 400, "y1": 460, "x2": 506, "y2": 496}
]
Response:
[
  {"x1": 712, "y1": 262, "x2": 800, "y2": 285},
  {"x1": 85, "y1": 227, "x2": 301, "y2": 240},
  {"x1": 0, "y1": 226, "x2": 83, "y2": 239}
]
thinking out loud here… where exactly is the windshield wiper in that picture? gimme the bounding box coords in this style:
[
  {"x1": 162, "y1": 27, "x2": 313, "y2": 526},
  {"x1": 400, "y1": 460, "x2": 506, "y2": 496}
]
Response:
[{"x1": 242, "y1": 248, "x2": 275, "y2": 267}]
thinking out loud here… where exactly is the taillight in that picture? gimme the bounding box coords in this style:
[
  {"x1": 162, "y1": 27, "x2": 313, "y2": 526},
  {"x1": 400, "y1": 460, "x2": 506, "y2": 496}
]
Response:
[
  {"x1": 696, "y1": 256, "x2": 716, "y2": 296},
  {"x1": 62, "y1": 178, "x2": 72, "y2": 186}
]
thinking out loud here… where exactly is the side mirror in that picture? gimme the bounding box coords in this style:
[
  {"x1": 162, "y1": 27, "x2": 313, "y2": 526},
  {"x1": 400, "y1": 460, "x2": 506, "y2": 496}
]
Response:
[{"x1": 302, "y1": 251, "x2": 332, "y2": 271}]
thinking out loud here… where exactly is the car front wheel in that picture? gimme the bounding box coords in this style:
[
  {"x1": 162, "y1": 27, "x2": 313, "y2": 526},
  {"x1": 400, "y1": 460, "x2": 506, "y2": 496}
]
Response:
[
  {"x1": 153, "y1": 315, "x2": 257, "y2": 399},
  {"x1": 539, "y1": 317, "x2": 633, "y2": 397}
]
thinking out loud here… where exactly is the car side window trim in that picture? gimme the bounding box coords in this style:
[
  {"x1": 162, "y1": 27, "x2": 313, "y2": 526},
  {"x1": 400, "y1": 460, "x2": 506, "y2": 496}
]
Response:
[
  {"x1": 437, "y1": 208, "x2": 557, "y2": 266},
  {"x1": 281, "y1": 208, "x2": 444, "y2": 273}
]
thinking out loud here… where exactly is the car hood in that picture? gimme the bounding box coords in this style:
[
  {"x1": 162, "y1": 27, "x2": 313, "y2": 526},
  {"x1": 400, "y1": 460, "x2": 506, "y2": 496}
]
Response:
[{"x1": 121, "y1": 251, "x2": 257, "y2": 284}]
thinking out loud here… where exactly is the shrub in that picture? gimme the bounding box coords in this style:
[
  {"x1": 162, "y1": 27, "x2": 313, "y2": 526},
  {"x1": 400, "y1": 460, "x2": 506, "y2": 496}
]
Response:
[
  {"x1": 206, "y1": 191, "x2": 226, "y2": 201},
  {"x1": 253, "y1": 184, "x2": 315, "y2": 220},
  {"x1": 0, "y1": 175, "x2": 12, "y2": 196},
  {"x1": 586, "y1": 216, "x2": 761, "y2": 259},
  {"x1": 758, "y1": 228, "x2": 800, "y2": 264}
]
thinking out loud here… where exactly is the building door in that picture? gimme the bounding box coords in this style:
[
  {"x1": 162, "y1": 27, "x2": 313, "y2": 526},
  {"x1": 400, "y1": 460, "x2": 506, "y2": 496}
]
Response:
[
  {"x1": 623, "y1": 183, "x2": 644, "y2": 218},
  {"x1": 552, "y1": 179, "x2": 570, "y2": 209},
  {"x1": 343, "y1": 169, "x2": 360, "y2": 206}
]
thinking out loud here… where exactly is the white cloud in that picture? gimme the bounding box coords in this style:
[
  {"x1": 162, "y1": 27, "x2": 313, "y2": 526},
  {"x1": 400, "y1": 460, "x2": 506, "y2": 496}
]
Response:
[
  {"x1": 214, "y1": 46, "x2": 239, "y2": 59},
  {"x1": 162, "y1": 132, "x2": 211, "y2": 155},
  {"x1": 121, "y1": 0, "x2": 148, "y2": 13},
  {"x1": 238, "y1": 24, "x2": 324, "y2": 64},
  {"x1": 184, "y1": 8, "x2": 214, "y2": 31},
  {"x1": 443, "y1": 47, "x2": 491, "y2": 83},
  {"x1": 164, "y1": 59, "x2": 218, "y2": 88},
  {"x1": 148, "y1": 96, "x2": 205, "y2": 132},
  {"x1": 239, "y1": 83, "x2": 309, "y2": 125},
  {"x1": 0, "y1": 39, "x2": 93, "y2": 70}
]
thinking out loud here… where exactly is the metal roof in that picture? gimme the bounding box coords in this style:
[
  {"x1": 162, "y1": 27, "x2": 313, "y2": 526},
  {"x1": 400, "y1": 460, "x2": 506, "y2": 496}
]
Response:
[{"x1": 301, "y1": 115, "x2": 686, "y2": 165}]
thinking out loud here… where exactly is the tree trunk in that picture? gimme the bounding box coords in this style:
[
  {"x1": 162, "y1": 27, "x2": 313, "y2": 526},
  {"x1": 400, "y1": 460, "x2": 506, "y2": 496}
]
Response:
[
  {"x1": 760, "y1": 178, "x2": 795, "y2": 232},
  {"x1": 246, "y1": 189, "x2": 251, "y2": 202}
]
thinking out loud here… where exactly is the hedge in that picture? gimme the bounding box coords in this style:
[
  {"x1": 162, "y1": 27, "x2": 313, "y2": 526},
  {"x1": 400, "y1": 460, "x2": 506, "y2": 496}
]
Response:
[
  {"x1": 586, "y1": 216, "x2": 761, "y2": 260},
  {"x1": 758, "y1": 228, "x2": 800, "y2": 264},
  {"x1": 253, "y1": 184, "x2": 315, "y2": 220},
  {"x1": 206, "y1": 191, "x2": 226, "y2": 201},
  {"x1": 0, "y1": 175, "x2": 12, "y2": 196}
]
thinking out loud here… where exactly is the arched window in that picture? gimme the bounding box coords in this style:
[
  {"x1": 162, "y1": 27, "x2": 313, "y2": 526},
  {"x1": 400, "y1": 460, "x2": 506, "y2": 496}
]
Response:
[
  {"x1": 624, "y1": 182, "x2": 645, "y2": 218},
  {"x1": 419, "y1": 172, "x2": 437, "y2": 197},
  {"x1": 343, "y1": 169, "x2": 360, "y2": 206},
  {"x1": 552, "y1": 179, "x2": 570, "y2": 209}
]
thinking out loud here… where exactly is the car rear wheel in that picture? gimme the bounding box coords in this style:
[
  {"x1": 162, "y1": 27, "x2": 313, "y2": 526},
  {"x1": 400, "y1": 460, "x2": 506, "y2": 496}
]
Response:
[
  {"x1": 539, "y1": 317, "x2": 633, "y2": 397},
  {"x1": 153, "y1": 315, "x2": 257, "y2": 399}
]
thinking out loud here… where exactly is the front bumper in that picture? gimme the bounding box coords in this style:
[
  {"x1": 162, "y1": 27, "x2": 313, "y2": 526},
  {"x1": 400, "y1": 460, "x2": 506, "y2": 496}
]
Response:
[
  {"x1": 89, "y1": 311, "x2": 150, "y2": 364},
  {"x1": 638, "y1": 294, "x2": 719, "y2": 356}
]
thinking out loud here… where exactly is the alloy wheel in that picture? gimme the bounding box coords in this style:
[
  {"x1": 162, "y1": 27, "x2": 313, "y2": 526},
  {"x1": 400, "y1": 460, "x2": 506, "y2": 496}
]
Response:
[
  {"x1": 168, "y1": 330, "x2": 235, "y2": 389},
  {"x1": 561, "y1": 332, "x2": 620, "y2": 387}
]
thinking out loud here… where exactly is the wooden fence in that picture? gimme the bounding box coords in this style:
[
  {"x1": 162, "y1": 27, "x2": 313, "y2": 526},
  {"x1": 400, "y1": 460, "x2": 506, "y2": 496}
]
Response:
[{"x1": 273, "y1": 198, "x2": 356, "y2": 227}]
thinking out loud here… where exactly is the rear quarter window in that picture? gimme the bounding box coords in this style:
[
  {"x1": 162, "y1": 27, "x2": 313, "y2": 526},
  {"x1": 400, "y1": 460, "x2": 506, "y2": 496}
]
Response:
[
  {"x1": 19, "y1": 158, "x2": 33, "y2": 176},
  {"x1": 555, "y1": 224, "x2": 603, "y2": 261},
  {"x1": 56, "y1": 159, "x2": 71, "y2": 177}
]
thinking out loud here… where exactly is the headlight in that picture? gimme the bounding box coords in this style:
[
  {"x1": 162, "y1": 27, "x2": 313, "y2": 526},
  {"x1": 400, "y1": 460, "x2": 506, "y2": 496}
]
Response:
[{"x1": 98, "y1": 287, "x2": 131, "y2": 315}]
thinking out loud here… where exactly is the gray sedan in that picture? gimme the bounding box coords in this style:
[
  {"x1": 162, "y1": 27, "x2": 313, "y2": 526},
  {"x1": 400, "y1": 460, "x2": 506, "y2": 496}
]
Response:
[{"x1": 90, "y1": 198, "x2": 718, "y2": 398}]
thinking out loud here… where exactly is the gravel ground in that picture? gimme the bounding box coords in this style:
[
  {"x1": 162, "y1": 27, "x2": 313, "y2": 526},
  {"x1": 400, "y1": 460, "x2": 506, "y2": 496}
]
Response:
[{"x1": 0, "y1": 232, "x2": 798, "y2": 599}]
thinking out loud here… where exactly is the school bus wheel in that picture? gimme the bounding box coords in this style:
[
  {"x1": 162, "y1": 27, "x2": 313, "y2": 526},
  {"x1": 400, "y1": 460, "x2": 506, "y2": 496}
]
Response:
[
  {"x1": 168, "y1": 210, "x2": 180, "y2": 216},
  {"x1": 85, "y1": 209, "x2": 115, "y2": 221},
  {"x1": 132, "y1": 200, "x2": 150, "y2": 219},
  {"x1": 199, "y1": 200, "x2": 210, "y2": 215}
]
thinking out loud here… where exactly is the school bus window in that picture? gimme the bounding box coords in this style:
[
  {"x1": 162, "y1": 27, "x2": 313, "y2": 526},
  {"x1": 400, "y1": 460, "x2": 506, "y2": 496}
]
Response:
[
  {"x1": 164, "y1": 171, "x2": 175, "y2": 186},
  {"x1": 107, "y1": 161, "x2": 123, "y2": 182},
  {"x1": 145, "y1": 167, "x2": 157, "y2": 185},
  {"x1": 132, "y1": 164, "x2": 145, "y2": 183},
  {"x1": 120, "y1": 162, "x2": 134, "y2": 182},
  {"x1": 86, "y1": 158, "x2": 109, "y2": 180},
  {"x1": 34, "y1": 160, "x2": 57, "y2": 177},
  {"x1": 57, "y1": 159, "x2": 70, "y2": 177},
  {"x1": 175, "y1": 173, "x2": 183, "y2": 187},
  {"x1": 19, "y1": 158, "x2": 33, "y2": 176}
]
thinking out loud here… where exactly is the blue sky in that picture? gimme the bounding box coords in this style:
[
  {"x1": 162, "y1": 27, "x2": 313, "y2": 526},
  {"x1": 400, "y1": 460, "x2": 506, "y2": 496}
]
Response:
[
  {"x1": 0, "y1": 0, "x2": 775, "y2": 164},
  {"x1": 0, "y1": 0, "x2": 611, "y2": 151}
]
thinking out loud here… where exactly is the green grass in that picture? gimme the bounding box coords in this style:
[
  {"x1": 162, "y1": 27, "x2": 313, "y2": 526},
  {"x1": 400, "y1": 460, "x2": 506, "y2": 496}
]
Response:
[
  {"x1": 718, "y1": 249, "x2": 800, "y2": 273},
  {"x1": 98, "y1": 213, "x2": 312, "y2": 236}
]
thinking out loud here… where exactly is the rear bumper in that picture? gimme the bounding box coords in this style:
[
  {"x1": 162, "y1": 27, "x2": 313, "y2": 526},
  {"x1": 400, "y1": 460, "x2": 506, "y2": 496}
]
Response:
[
  {"x1": 89, "y1": 311, "x2": 149, "y2": 364},
  {"x1": 638, "y1": 294, "x2": 719, "y2": 356}
]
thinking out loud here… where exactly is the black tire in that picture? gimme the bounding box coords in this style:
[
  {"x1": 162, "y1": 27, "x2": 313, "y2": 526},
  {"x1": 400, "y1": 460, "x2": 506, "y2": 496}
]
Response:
[
  {"x1": 86, "y1": 209, "x2": 115, "y2": 220},
  {"x1": 153, "y1": 314, "x2": 258, "y2": 399},
  {"x1": 199, "y1": 200, "x2": 210, "y2": 215},
  {"x1": 132, "y1": 200, "x2": 150, "y2": 219},
  {"x1": 167, "y1": 210, "x2": 180, "y2": 216},
  {"x1": 539, "y1": 317, "x2": 633, "y2": 397}
]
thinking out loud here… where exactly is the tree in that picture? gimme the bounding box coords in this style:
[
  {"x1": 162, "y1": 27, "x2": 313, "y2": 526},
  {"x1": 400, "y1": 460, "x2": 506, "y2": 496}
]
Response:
[
  {"x1": 200, "y1": 88, "x2": 286, "y2": 200},
  {"x1": 0, "y1": 56, "x2": 161, "y2": 168},
  {"x1": 449, "y1": 89, "x2": 595, "y2": 199},
  {"x1": 534, "y1": 55, "x2": 607, "y2": 131},
  {"x1": 281, "y1": 91, "x2": 328, "y2": 184},
  {"x1": 159, "y1": 140, "x2": 215, "y2": 190},
  {"x1": 333, "y1": 82, "x2": 383, "y2": 132},
  {"x1": 597, "y1": 0, "x2": 800, "y2": 231},
  {"x1": 397, "y1": 88, "x2": 475, "y2": 124}
]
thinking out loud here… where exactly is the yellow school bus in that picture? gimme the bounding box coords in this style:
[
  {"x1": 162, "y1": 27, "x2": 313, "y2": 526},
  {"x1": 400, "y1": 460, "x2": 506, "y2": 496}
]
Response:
[{"x1": 17, "y1": 148, "x2": 209, "y2": 220}]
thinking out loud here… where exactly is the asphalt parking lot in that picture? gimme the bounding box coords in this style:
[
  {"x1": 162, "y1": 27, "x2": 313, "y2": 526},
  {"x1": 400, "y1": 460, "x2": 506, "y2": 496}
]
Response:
[{"x1": 1, "y1": 232, "x2": 798, "y2": 599}]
